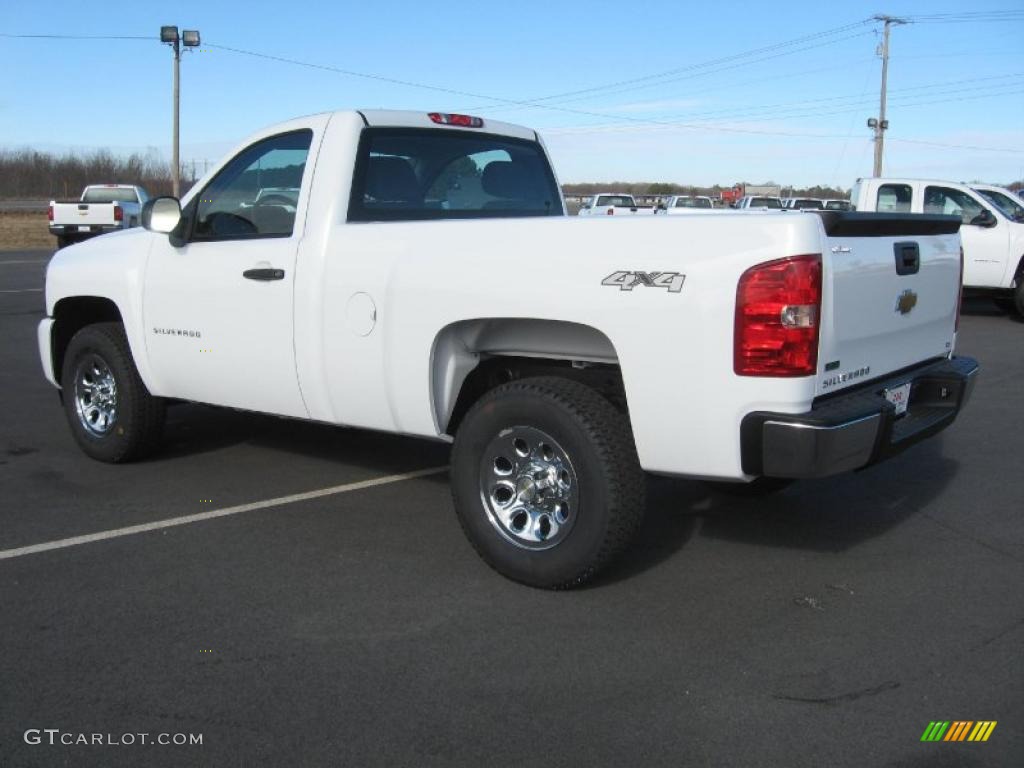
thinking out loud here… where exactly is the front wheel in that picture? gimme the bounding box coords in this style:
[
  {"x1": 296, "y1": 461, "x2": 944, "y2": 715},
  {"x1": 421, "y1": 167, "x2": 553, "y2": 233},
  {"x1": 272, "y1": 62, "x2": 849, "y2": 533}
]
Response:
[
  {"x1": 451, "y1": 377, "x2": 644, "y2": 589},
  {"x1": 993, "y1": 282, "x2": 1024, "y2": 317},
  {"x1": 60, "y1": 322, "x2": 166, "y2": 462}
]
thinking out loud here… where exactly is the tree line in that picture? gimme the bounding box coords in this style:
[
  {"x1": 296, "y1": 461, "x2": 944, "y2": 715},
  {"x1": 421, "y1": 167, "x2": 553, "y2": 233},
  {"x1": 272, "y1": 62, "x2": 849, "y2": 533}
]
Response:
[{"x1": 0, "y1": 148, "x2": 193, "y2": 200}]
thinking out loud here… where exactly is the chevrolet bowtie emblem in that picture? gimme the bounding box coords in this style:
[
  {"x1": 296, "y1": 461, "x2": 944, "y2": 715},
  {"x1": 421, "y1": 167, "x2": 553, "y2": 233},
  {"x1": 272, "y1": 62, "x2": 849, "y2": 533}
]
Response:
[{"x1": 896, "y1": 289, "x2": 918, "y2": 315}]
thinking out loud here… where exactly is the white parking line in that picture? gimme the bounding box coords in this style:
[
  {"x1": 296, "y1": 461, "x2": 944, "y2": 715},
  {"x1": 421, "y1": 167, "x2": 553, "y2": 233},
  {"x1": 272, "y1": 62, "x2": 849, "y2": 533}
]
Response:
[
  {"x1": 0, "y1": 466, "x2": 448, "y2": 561},
  {"x1": 0, "y1": 288, "x2": 43, "y2": 293}
]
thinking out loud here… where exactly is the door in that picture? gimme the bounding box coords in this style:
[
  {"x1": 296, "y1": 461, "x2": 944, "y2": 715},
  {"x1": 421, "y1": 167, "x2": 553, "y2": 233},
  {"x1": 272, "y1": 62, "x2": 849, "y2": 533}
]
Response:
[
  {"x1": 922, "y1": 185, "x2": 1008, "y2": 288},
  {"x1": 143, "y1": 129, "x2": 314, "y2": 417}
]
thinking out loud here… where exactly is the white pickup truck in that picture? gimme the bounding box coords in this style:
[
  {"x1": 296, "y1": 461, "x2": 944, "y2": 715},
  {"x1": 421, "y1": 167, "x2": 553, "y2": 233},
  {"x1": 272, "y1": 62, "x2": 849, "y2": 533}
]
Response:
[
  {"x1": 38, "y1": 110, "x2": 979, "y2": 588},
  {"x1": 734, "y1": 195, "x2": 784, "y2": 210},
  {"x1": 49, "y1": 184, "x2": 149, "y2": 248},
  {"x1": 853, "y1": 177, "x2": 1024, "y2": 316},
  {"x1": 661, "y1": 195, "x2": 715, "y2": 212},
  {"x1": 578, "y1": 193, "x2": 656, "y2": 216}
]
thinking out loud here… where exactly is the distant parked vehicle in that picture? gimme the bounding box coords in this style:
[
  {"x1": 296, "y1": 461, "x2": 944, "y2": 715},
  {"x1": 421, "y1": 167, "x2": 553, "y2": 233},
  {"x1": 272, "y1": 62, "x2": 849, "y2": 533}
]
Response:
[
  {"x1": 662, "y1": 195, "x2": 714, "y2": 212},
  {"x1": 734, "y1": 195, "x2": 783, "y2": 210},
  {"x1": 822, "y1": 199, "x2": 852, "y2": 211},
  {"x1": 578, "y1": 193, "x2": 657, "y2": 216},
  {"x1": 783, "y1": 198, "x2": 824, "y2": 210},
  {"x1": 852, "y1": 177, "x2": 1024, "y2": 316},
  {"x1": 49, "y1": 185, "x2": 149, "y2": 248}
]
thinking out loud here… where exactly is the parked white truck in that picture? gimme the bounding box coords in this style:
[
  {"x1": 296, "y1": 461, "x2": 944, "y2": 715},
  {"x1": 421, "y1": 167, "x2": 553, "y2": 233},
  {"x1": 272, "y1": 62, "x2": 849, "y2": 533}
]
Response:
[
  {"x1": 662, "y1": 195, "x2": 715, "y2": 212},
  {"x1": 577, "y1": 193, "x2": 656, "y2": 215},
  {"x1": 853, "y1": 177, "x2": 1024, "y2": 316},
  {"x1": 49, "y1": 184, "x2": 149, "y2": 248},
  {"x1": 39, "y1": 111, "x2": 978, "y2": 588}
]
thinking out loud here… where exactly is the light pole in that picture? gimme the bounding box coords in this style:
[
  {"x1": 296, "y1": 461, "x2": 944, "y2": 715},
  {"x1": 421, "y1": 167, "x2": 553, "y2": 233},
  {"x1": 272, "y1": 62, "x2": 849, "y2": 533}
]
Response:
[{"x1": 160, "y1": 26, "x2": 200, "y2": 197}]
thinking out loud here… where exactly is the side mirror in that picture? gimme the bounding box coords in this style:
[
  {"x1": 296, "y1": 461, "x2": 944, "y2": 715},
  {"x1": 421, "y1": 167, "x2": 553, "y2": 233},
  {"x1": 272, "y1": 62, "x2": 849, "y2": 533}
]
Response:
[
  {"x1": 142, "y1": 196, "x2": 182, "y2": 233},
  {"x1": 969, "y1": 208, "x2": 997, "y2": 228}
]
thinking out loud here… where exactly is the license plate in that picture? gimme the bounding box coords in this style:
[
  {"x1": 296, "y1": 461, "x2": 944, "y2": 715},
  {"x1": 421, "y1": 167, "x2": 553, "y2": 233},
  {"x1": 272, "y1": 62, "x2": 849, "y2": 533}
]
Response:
[
  {"x1": 78, "y1": 225, "x2": 91, "y2": 232},
  {"x1": 884, "y1": 382, "x2": 912, "y2": 416}
]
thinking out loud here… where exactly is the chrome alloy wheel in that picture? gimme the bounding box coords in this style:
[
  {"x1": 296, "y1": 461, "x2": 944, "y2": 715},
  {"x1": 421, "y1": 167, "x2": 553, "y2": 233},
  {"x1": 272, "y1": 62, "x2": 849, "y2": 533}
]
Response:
[
  {"x1": 478, "y1": 426, "x2": 579, "y2": 550},
  {"x1": 73, "y1": 354, "x2": 118, "y2": 436}
]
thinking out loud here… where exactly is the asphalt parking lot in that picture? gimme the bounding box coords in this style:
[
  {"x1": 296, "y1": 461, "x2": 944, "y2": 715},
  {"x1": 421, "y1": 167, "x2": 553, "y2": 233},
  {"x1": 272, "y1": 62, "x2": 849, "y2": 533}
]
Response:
[{"x1": 1, "y1": 248, "x2": 1021, "y2": 767}]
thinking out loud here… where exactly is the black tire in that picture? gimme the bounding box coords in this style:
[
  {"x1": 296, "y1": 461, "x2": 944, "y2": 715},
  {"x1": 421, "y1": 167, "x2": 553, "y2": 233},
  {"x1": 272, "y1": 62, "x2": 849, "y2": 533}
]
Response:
[
  {"x1": 993, "y1": 283, "x2": 1024, "y2": 317},
  {"x1": 703, "y1": 476, "x2": 794, "y2": 497},
  {"x1": 60, "y1": 322, "x2": 165, "y2": 462},
  {"x1": 451, "y1": 376, "x2": 644, "y2": 589}
]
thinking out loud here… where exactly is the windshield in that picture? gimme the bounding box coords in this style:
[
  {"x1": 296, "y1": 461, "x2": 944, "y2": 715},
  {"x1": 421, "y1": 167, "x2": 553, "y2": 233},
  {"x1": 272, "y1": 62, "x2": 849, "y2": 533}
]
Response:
[
  {"x1": 977, "y1": 189, "x2": 1024, "y2": 221},
  {"x1": 824, "y1": 200, "x2": 851, "y2": 210},
  {"x1": 596, "y1": 196, "x2": 634, "y2": 208},
  {"x1": 675, "y1": 197, "x2": 711, "y2": 208},
  {"x1": 82, "y1": 187, "x2": 141, "y2": 204}
]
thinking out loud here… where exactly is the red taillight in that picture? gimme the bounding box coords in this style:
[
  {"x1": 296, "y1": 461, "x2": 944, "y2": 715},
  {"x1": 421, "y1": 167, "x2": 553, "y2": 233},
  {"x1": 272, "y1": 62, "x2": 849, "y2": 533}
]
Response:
[
  {"x1": 113, "y1": 205, "x2": 123, "y2": 222},
  {"x1": 734, "y1": 254, "x2": 822, "y2": 377},
  {"x1": 955, "y1": 246, "x2": 964, "y2": 332},
  {"x1": 428, "y1": 112, "x2": 483, "y2": 128},
  {"x1": 606, "y1": 208, "x2": 614, "y2": 215},
  {"x1": 47, "y1": 204, "x2": 54, "y2": 222}
]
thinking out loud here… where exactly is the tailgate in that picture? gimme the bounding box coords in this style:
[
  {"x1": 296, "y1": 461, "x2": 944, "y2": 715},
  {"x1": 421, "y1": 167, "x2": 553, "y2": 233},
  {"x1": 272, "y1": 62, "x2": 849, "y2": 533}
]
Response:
[
  {"x1": 816, "y1": 212, "x2": 961, "y2": 397},
  {"x1": 53, "y1": 202, "x2": 116, "y2": 226}
]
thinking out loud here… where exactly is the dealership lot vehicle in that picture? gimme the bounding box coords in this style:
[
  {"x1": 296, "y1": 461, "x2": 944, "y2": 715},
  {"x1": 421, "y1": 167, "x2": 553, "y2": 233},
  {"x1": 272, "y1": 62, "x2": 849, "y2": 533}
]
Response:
[
  {"x1": 852, "y1": 177, "x2": 1024, "y2": 316},
  {"x1": 577, "y1": 192, "x2": 652, "y2": 215},
  {"x1": 1, "y1": 249, "x2": 1021, "y2": 766},
  {"x1": 48, "y1": 184, "x2": 148, "y2": 249},
  {"x1": 783, "y1": 197, "x2": 824, "y2": 210},
  {"x1": 39, "y1": 110, "x2": 977, "y2": 588},
  {"x1": 662, "y1": 194, "x2": 715, "y2": 211},
  {"x1": 734, "y1": 194, "x2": 784, "y2": 209}
]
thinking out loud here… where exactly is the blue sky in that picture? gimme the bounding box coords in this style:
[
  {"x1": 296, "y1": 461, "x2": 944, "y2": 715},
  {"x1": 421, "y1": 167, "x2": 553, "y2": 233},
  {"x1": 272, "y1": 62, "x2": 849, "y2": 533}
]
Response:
[{"x1": 1, "y1": 1, "x2": 1021, "y2": 188}]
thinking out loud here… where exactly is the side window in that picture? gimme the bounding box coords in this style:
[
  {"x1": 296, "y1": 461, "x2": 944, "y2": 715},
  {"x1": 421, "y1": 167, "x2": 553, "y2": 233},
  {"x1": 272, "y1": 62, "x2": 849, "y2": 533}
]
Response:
[
  {"x1": 348, "y1": 128, "x2": 563, "y2": 222},
  {"x1": 923, "y1": 186, "x2": 983, "y2": 224},
  {"x1": 877, "y1": 183, "x2": 912, "y2": 212},
  {"x1": 193, "y1": 129, "x2": 312, "y2": 240}
]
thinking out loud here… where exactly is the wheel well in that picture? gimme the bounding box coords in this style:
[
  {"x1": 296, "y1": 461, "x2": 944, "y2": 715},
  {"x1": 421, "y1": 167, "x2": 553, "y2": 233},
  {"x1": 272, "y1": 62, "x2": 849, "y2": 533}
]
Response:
[
  {"x1": 432, "y1": 318, "x2": 624, "y2": 435},
  {"x1": 51, "y1": 297, "x2": 123, "y2": 381},
  {"x1": 445, "y1": 356, "x2": 626, "y2": 435}
]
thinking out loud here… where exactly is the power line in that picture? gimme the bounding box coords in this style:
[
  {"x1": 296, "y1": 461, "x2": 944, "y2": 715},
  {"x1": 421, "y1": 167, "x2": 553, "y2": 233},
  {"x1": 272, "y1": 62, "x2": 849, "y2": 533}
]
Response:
[{"x1": 0, "y1": 33, "x2": 152, "y2": 40}]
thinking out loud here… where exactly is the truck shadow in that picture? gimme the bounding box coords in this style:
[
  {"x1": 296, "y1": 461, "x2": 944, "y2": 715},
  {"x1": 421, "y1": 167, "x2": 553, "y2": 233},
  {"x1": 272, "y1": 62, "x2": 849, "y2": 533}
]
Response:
[
  {"x1": 158, "y1": 402, "x2": 957, "y2": 585},
  {"x1": 159, "y1": 403, "x2": 451, "y2": 474},
  {"x1": 599, "y1": 439, "x2": 957, "y2": 585}
]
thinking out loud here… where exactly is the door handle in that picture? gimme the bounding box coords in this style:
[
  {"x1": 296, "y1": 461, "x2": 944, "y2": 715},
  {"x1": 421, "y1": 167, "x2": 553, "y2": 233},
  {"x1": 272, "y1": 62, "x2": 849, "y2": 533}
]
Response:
[
  {"x1": 893, "y1": 242, "x2": 920, "y2": 276},
  {"x1": 242, "y1": 268, "x2": 285, "y2": 281}
]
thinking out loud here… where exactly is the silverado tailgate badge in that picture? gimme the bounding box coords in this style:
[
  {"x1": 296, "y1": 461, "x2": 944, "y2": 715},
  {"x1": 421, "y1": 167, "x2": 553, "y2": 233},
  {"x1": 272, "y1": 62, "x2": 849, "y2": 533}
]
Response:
[
  {"x1": 895, "y1": 289, "x2": 918, "y2": 315},
  {"x1": 602, "y1": 270, "x2": 685, "y2": 293}
]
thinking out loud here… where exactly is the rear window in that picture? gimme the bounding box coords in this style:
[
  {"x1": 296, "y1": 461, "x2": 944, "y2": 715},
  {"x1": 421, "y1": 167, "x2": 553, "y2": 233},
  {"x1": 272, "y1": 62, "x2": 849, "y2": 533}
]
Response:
[
  {"x1": 596, "y1": 196, "x2": 634, "y2": 208},
  {"x1": 675, "y1": 197, "x2": 711, "y2": 208},
  {"x1": 877, "y1": 184, "x2": 911, "y2": 213},
  {"x1": 82, "y1": 187, "x2": 140, "y2": 204},
  {"x1": 751, "y1": 197, "x2": 782, "y2": 209},
  {"x1": 793, "y1": 199, "x2": 823, "y2": 209},
  {"x1": 824, "y1": 200, "x2": 851, "y2": 210},
  {"x1": 348, "y1": 128, "x2": 563, "y2": 222}
]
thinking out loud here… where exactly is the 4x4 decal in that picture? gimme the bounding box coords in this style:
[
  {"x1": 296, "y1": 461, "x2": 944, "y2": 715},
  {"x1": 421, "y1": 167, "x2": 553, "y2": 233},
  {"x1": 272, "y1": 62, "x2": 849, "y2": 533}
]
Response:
[{"x1": 601, "y1": 270, "x2": 686, "y2": 293}]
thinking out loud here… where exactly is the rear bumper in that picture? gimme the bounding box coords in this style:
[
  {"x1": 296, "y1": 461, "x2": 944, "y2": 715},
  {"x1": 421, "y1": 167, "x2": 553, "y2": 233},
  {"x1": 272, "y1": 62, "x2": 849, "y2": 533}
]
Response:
[
  {"x1": 49, "y1": 224, "x2": 121, "y2": 236},
  {"x1": 740, "y1": 356, "x2": 979, "y2": 479}
]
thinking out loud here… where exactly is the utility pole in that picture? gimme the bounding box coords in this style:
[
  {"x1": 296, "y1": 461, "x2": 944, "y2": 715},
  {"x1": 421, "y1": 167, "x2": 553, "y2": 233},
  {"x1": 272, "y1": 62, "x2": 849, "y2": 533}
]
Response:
[
  {"x1": 160, "y1": 26, "x2": 201, "y2": 197},
  {"x1": 868, "y1": 15, "x2": 907, "y2": 177}
]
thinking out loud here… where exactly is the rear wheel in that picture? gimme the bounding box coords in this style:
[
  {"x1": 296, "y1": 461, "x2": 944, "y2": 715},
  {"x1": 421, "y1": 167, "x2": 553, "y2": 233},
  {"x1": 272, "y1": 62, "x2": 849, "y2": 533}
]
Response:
[
  {"x1": 451, "y1": 377, "x2": 644, "y2": 589},
  {"x1": 60, "y1": 322, "x2": 165, "y2": 462}
]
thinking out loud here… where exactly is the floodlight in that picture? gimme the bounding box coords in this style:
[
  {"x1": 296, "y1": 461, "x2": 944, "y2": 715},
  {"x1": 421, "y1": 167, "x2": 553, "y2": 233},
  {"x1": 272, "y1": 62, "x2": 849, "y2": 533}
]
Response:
[
  {"x1": 182, "y1": 30, "x2": 200, "y2": 47},
  {"x1": 160, "y1": 26, "x2": 179, "y2": 43}
]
